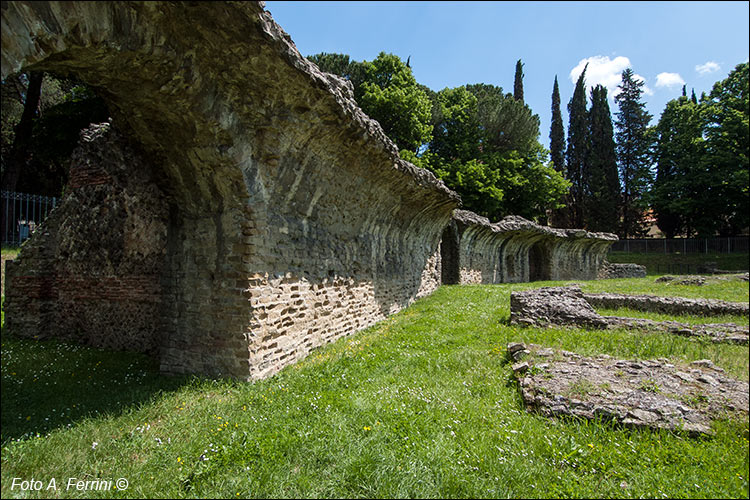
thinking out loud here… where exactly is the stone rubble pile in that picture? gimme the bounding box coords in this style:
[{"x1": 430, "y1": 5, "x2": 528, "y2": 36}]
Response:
[{"x1": 507, "y1": 342, "x2": 749, "y2": 436}]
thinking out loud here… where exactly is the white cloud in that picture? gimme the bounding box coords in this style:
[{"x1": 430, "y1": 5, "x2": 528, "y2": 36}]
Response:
[
  {"x1": 695, "y1": 61, "x2": 720, "y2": 75},
  {"x1": 569, "y1": 55, "x2": 653, "y2": 99},
  {"x1": 655, "y1": 72, "x2": 685, "y2": 88}
]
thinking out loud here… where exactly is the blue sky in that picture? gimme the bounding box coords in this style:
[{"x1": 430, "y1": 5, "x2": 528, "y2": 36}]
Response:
[{"x1": 265, "y1": 1, "x2": 749, "y2": 150}]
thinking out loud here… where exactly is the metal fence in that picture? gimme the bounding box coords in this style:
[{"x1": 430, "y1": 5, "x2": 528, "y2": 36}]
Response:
[
  {"x1": 1, "y1": 190, "x2": 58, "y2": 247},
  {"x1": 610, "y1": 237, "x2": 749, "y2": 254}
]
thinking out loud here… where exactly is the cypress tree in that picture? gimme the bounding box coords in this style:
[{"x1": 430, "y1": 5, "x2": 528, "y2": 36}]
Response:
[
  {"x1": 549, "y1": 76, "x2": 566, "y2": 174},
  {"x1": 513, "y1": 59, "x2": 524, "y2": 102},
  {"x1": 565, "y1": 65, "x2": 589, "y2": 228},
  {"x1": 586, "y1": 85, "x2": 621, "y2": 232},
  {"x1": 614, "y1": 68, "x2": 654, "y2": 239}
]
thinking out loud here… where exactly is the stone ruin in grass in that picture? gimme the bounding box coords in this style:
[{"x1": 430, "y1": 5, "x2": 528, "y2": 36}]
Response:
[
  {"x1": 507, "y1": 342, "x2": 749, "y2": 436},
  {"x1": 2, "y1": 1, "x2": 630, "y2": 380},
  {"x1": 510, "y1": 285, "x2": 749, "y2": 345}
]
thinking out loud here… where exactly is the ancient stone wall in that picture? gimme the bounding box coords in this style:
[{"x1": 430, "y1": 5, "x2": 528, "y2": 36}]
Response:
[
  {"x1": 451, "y1": 210, "x2": 617, "y2": 284},
  {"x1": 1, "y1": 1, "x2": 458, "y2": 380},
  {"x1": 2, "y1": 1, "x2": 619, "y2": 380},
  {"x1": 597, "y1": 261, "x2": 647, "y2": 279},
  {"x1": 4, "y1": 123, "x2": 168, "y2": 354}
]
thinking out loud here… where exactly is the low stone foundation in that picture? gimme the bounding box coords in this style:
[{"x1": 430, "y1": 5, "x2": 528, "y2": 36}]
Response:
[
  {"x1": 583, "y1": 291, "x2": 749, "y2": 317},
  {"x1": 510, "y1": 286, "x2": 749, "y2": 344},
  {"x1": 597, "y1": 261, "x2": 647, "y2": 279},
  {"x1": 509, "y1": 342, "x2": 749, "y2": 436}
]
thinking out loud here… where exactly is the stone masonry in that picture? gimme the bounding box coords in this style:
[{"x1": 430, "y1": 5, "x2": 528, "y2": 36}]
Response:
[
  {"x1": 4, "y1": 123, "x2": 168, "y2": 354},
  {"x1": 510, "y1": 286, "x2": 749, "y2": 344},
  {"x1": 442, "y1": 210, "x2": 618, "y2": 284},
  {"x1": 508, "y1": 342, "x2": 749, "y2": 436},
  {"x1": 2, "y1": 1, "x2": 620, "y2": 379},
  {"x1": 2, "y1": 1, "x2": 460, "y2": 379}
]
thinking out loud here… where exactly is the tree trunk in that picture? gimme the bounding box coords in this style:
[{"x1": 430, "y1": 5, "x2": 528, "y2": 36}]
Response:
[
  {"x1": 2, "y1": 71, "x2": 43, "y2": 192},
  {"x1": 1, "y1": 71, "x2": 42, "y2": 244}
]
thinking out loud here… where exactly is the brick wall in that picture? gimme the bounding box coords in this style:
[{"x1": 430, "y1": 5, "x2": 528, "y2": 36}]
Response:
[{"x1": 4, "y1": 122, "x2": 168, "y2": 355}]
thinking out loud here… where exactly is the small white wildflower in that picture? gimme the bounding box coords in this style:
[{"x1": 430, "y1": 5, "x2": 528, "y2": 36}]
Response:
[{"x1": 92, "y1": 441, "x2": 98, "y2": 450}]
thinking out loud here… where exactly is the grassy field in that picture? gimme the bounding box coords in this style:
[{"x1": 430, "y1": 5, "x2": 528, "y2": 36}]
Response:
[
  {"x1": 1, "y1": 277, "x2": 748, "y2": 499},
  {"x1": 607, "y1": 251, "x2": 749, "y2": 275}
]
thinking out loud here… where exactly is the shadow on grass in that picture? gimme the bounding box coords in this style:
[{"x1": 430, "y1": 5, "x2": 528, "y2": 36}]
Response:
[{"x1": 1, "y1": 329, "x2": 197, "y2": 443}]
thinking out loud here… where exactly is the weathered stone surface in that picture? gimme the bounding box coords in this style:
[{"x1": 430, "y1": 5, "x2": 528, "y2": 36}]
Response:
[
  {"x1": 511, "y1": 286, "x2": 749, "y2": 344},
  {"x1": 598, "y1": 261, "x2": 647, "y2": 279},
  {"x1": 1, "y1": 1, "x2": 635, "y2": 380},
  {"x1": 657, "y1": 273, "x2": 748, "y2": 285},
  {"x1": 654, "y1": 275, "x2": 706, "y2": 285},
  {"x1": 447, "y1": 210, "x2": 618, "y2": 284},
  {"x1": 583, "y1": 292, "x2": 749, "y2": 317},
  {"x1": 5, "y1": 122, "x2": 168, "y2": 354},
  {"x1": 600, "y1": 317, "x2": 749, "y2": 345},
  {"x1": 509, "y1": 343, "x2": 749, "y2": 436},
  {"x1": 510, "y1": 286, "x2": 610, "y2": 329},
  {"x1": 1, "y1": 2, "x2": 458, "y2": 379}
]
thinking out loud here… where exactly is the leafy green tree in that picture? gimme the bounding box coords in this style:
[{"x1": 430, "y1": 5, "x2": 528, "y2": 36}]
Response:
[
  {"x1": 699, "y1": 62, "x2": 749, "y2": 236},
  {"x1": 549, "y1": 76, "x2": 566, "y2": 174},
  {"x1": 2, "y1": 72, "x2": 43, "y2": 192},
  {"x1": 307, "y1": 52, "x2": 568, "y2": 222},
  {"x1": 465, "y1": 83, "x2": 539, "y2": 156},
  {"x1": 1, "y1": 72, "x2": 107, "y2": 197},
  {"x1": 430, "y1": 86, "x2": 482, "y2": 162},
  {"x1": 586, "y1": 85, "x2": 621, "y2": 232},
  {"x1": 565, "y1": 65, "x2": 589, "y2": 228},
  {"x1": 651, "y1": 95, "x2": 702, "y2": 238},
  {"x1": 358, "y1": 52, "x2": 433, "y2": 153},
  {"x1": 614, "y1": 68, "x2": 654, "y2": 238},
  {"x1": 489, "y1": 145, "x2": 569, "y2": 221},
  {"x1": 423, "y1": 83, "x2": 567, "y2": 221},
  {"x1": 513, "y1": 59, "x2": 524, "y2": 102},
  {"x1": 651, "y1": 63, "x2": 748, "y2": 238},
  {"x1": 307, "y1": 52, "x2": 367, "y2": 99}
]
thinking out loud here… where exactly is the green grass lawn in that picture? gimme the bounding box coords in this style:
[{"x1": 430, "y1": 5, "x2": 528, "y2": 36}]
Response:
[
  {"x1": 1, "y1": 278, "x2": 748, "y2": 499},
  {"x1": 607, "y1": 251, "x2": 749, "y2": 275}
]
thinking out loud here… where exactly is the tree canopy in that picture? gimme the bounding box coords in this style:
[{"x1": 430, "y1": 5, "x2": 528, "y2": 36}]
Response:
[
  {"x1": 652, "y1": 62, "x2": 748, "y2": 237},
  {"x1": 309, "y1": 52, "x2": 567, "y2": 222}
]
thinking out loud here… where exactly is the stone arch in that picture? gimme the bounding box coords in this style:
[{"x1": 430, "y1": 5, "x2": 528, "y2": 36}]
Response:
[
  {"x1": 2, "y1": 1, "x2": 459, "y2": 380},
  {"x1": 2, "y1": 2, "x2": 258, "y2": 378},
  {"x1": 528, "y1": 240, "x2": 551, "y2": 282},
  {"x1": 440, "y1": 221, "x2": 460, "y2": 285}
]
